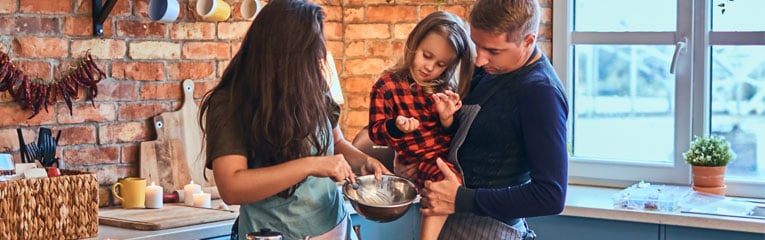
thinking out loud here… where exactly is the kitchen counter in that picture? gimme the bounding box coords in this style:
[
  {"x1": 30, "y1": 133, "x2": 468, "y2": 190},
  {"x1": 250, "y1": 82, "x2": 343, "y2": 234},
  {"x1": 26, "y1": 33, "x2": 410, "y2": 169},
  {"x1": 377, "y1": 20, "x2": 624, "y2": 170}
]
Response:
[{"x1": 96, "y1": 185, "x2": 764, "y2": 239}]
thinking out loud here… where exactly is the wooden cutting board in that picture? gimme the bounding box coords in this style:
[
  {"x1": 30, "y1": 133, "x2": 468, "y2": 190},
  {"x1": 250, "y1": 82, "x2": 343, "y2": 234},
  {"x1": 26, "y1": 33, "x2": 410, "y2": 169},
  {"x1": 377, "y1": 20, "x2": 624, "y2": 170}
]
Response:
[
  {"x1": 140, "y1": 79, "x2": 214, "y2": 194},
  {"x1": 98, "y1": 202, "x2": 238, "y2": 230}
]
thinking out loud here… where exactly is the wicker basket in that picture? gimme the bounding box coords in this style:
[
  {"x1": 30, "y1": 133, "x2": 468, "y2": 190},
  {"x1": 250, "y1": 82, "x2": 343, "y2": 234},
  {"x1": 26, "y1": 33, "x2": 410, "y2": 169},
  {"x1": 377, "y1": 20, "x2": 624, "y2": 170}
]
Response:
[{"x1": 0, "y1": 169, "x2": 98, "y2": 239}]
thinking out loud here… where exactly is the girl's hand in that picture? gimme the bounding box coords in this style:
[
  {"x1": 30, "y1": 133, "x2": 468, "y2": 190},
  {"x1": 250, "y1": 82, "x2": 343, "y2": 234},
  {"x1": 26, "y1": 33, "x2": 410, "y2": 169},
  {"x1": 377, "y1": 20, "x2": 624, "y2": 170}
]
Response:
[
  {"x1": 432, "y1": 90, "x2": 462, "y2": 119},
  {"x1": 395, "y1": 116, "x2": 420, "y2": 133},
  {"x1": 309, "y1": 154, "x2": 355, "y2": 183}
]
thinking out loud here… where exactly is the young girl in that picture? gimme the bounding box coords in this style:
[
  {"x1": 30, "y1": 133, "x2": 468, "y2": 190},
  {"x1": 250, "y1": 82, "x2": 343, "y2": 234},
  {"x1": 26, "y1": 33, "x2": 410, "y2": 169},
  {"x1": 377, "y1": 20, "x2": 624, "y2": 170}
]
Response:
[
  {"x1": 200, "y1": 1, "x2": 388, "y2": 239},
  {"x1": 367, "y1": 11, "x2": 475, "y2": 240}
]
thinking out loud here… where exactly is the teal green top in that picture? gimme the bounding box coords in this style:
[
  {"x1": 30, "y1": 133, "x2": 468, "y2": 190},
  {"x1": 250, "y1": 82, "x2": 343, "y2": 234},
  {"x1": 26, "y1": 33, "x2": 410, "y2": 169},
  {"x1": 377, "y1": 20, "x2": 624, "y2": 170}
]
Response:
[{"x1": 204, "y1": 91, "x2": 350, "y2": 239}]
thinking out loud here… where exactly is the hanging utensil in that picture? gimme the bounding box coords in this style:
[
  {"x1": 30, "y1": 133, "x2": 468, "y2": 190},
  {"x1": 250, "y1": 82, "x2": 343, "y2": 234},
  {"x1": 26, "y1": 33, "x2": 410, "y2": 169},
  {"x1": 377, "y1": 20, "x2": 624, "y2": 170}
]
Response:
[{"x1": 16, "y1": 128, "x2": 28, "y2": 163}]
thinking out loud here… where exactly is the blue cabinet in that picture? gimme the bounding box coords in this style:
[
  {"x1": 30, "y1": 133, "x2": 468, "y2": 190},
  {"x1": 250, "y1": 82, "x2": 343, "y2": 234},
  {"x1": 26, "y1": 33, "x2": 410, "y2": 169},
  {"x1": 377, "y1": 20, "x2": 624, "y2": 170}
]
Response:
[
  {"x1": 350, "y1": 203, "x2": 422, "y2": 240},
  {"x1": 527, "y1": 215, "x2": 764, "y2": 240},
  {"x1": 527, "y1": 215, "x2": 658, "y2": 240}
]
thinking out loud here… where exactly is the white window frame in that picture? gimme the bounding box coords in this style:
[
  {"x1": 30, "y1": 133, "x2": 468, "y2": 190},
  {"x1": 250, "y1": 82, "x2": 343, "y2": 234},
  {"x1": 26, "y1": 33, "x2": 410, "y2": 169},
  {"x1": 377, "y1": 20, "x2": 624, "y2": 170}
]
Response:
[{"x1": 553, "y1": 0, "x2": 765, "y2": 198}]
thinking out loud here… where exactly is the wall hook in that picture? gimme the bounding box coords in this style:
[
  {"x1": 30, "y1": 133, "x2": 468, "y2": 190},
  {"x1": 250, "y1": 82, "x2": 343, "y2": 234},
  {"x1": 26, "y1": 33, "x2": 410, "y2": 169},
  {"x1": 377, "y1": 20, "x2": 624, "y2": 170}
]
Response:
[{"x1": 92, "y1": 0, "x2": 118, "y2": 36}]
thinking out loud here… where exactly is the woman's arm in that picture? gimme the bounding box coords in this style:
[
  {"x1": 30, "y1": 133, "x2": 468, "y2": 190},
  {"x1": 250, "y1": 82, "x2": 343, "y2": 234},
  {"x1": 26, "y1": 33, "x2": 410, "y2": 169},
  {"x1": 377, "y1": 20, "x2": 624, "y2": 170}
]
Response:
[
  {"x1": 212, "y1": 153, "x2": 354, "y2": 205},
  {"x1": 332, "y1": 126, "x2": 391, "y2": 178}
]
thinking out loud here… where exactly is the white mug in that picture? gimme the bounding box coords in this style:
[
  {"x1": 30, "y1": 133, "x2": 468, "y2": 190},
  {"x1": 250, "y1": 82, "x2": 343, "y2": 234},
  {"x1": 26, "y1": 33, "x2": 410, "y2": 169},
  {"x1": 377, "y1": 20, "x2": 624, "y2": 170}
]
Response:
[
  {"x1": 148, "y1": 0, "x2": 180, "y2": 22},
  {"x1": 241, "y1": 0, "x2": 263, "y2": 20},
  {"x1": 0, "y1": 153, "x2": 13, "y2": 176}
]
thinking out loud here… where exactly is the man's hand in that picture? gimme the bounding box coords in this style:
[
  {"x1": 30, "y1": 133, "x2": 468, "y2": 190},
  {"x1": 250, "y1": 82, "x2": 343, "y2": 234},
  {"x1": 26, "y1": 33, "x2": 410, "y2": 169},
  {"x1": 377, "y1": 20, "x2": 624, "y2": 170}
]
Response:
[
  {"x1": 395, "y1": 116, "x2": 420, "y2": 133},
  {"x1": 420, "y1": 158, "x2": 461, "y2": 216}
]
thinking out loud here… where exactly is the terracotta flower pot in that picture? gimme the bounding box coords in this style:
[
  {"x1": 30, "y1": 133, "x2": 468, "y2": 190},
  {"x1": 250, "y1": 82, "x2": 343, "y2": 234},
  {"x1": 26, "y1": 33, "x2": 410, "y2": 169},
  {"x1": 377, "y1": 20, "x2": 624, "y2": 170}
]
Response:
[
  {"x1": 691, "y1": 165, "x2": 726, "y2": 187},
  {"x1": 693, "y1": 185, "x2": 727, "y2": 196}
]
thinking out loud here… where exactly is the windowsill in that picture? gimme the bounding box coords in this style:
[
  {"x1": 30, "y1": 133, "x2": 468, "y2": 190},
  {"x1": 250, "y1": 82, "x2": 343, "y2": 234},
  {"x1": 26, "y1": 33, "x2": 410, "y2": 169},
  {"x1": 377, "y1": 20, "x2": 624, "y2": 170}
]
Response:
[{"x1": 562, "y1": 185, "x2": 765, "y2": 234}]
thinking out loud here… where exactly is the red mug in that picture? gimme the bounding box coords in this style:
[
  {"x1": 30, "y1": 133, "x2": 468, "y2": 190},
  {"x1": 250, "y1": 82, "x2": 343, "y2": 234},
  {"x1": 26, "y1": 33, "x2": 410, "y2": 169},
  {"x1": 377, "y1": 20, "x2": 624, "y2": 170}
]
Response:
[{"x1": 46, "y1": 167, "x2": 61, "y2": 177}]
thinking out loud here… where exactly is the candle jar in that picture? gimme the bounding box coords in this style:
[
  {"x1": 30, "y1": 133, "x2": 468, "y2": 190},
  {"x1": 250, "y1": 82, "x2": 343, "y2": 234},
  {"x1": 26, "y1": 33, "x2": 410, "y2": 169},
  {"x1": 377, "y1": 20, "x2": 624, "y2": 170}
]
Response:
[{"x1": 183, "y1": 181, "x2": 202, "y2": 206}]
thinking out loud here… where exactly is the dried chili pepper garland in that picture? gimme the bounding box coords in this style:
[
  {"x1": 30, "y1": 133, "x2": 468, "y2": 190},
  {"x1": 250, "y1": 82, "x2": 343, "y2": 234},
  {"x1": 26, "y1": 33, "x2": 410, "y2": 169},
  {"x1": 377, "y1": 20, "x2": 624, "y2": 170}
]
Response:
[{"x1": 0, "y1": 50, "x2": 105, "y2": 118}]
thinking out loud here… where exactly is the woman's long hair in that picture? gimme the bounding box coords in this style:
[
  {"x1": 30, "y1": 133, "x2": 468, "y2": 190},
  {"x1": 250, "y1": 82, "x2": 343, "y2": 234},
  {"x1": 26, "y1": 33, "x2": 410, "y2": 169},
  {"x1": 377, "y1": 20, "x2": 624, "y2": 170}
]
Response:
[
  {"x1": 386, "y1": 11, "x2": 475, "y2": 97},
  {"x1": 199, "y1": 0, "x2": 329, "y2": 197}
]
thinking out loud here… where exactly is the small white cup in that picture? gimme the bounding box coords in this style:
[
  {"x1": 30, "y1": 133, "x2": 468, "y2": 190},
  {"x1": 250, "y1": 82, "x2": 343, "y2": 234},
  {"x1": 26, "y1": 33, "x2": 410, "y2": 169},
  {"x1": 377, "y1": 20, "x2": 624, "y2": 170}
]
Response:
[
  {"x1": 148, "y1": 0, "x2": 180, "y2": 23},
  {"x1": 0, "y1": 153, "x2": 13, "y2": 176},
  {"x1": 241, "y1": 0, "x2": 263, "y2": 20}
]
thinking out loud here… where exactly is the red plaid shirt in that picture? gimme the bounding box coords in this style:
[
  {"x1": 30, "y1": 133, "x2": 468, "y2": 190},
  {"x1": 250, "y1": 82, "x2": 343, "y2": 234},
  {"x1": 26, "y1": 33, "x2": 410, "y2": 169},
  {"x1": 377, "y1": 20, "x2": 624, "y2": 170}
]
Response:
[{"x1": 368, "y1": 73, "x2": 461, "y2": 187}]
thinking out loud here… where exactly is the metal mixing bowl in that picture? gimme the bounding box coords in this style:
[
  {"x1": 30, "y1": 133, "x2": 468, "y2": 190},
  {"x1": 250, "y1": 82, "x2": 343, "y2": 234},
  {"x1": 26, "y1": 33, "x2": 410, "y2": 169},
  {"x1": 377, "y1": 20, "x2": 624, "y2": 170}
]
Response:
[{"x1": 342, "y1": 174, "x2": 418, "y2": 223}]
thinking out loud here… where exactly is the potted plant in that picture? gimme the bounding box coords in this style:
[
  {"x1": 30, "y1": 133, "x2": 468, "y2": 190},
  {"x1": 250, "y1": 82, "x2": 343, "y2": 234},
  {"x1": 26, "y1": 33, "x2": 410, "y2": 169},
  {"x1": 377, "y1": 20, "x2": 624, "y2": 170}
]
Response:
[{"x1": 683, "y1": 135, "x2": 736, "y2": 195}]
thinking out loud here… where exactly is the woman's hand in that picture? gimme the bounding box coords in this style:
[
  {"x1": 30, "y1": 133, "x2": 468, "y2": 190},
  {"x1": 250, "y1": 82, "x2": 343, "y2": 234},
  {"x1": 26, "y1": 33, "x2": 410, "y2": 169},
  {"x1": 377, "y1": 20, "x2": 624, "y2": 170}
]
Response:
[
  {"x1": 395, "y1": 116, "x2": 420, "y2": 133},
  {"x1": 359, "y1": 157, "x2": 392, "y2": 180},
  {"x1": 309, "y1": 154, "x2": 355, "y2": 183}
]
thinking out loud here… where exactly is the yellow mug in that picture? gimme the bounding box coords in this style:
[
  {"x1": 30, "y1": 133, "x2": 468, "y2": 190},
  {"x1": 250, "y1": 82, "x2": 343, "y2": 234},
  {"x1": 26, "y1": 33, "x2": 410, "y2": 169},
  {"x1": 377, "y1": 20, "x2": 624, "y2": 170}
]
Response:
[
  {"x1": 112, "y1": 177, "x2": 146, "y2": 208},
  {"x1": 196, "y1": 0, "x2": 231, "y2": 21}
]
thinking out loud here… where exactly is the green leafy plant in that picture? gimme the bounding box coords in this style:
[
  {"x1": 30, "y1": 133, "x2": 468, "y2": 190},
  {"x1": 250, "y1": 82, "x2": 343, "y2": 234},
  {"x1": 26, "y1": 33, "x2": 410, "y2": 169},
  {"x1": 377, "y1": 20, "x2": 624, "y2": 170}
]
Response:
[{"x1": 683, "y1": 135, "x2": 736, "y2": 166}]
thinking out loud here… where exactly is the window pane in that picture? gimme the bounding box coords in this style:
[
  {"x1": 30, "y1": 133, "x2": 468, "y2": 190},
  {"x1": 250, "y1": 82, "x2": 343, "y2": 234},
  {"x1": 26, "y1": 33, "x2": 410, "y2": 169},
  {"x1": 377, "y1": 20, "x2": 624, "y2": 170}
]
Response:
[
  {"x1": 574, "y1": 0, "x2": 676, "y2": 32},
  {"x1": 711, "y1": 0, "x2": 765, "y2": 31},
  {"x1": 710, "y1": 46, "x2": 765, "y2": 179},
  {"x1": 572, "y1": 45, "x2": 675, "y2": 163}
]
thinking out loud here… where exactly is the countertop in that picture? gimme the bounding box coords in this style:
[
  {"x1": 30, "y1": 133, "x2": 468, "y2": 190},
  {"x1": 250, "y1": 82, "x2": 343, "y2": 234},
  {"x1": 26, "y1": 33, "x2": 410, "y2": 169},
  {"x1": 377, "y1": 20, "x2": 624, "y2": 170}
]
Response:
[{"x1": 96, "y1": 185, "x2": 765, "y2": 239}]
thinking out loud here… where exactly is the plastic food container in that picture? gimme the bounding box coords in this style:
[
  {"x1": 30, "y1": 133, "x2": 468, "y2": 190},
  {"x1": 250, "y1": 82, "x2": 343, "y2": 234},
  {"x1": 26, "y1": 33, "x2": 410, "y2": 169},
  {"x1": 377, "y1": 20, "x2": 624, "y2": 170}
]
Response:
[{"x1": 612, "y1": 181, "x2": 692, "y2": 212}]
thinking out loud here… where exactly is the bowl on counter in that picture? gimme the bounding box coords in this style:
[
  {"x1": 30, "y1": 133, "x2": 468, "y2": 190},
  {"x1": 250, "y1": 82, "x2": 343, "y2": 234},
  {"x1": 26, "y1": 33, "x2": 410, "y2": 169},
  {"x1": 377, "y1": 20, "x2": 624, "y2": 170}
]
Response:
[{"x1": 342, "y1": 174, "x2": 418, "y2": 223}]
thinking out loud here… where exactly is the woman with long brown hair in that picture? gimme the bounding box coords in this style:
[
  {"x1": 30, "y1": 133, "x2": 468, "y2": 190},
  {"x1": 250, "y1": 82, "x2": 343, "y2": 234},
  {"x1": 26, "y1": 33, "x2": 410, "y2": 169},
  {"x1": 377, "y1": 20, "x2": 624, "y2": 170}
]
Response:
[{"x1": 199, "y1": 0, "x2": 388, "y2": 239}]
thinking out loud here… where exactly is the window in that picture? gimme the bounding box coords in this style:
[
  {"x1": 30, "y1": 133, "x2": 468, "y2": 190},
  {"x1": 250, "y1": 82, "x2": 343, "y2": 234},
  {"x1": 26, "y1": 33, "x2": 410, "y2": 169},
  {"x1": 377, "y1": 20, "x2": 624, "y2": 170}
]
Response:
[{"x1": 553, "y1": 0, "x2": 765, "y2": 198}]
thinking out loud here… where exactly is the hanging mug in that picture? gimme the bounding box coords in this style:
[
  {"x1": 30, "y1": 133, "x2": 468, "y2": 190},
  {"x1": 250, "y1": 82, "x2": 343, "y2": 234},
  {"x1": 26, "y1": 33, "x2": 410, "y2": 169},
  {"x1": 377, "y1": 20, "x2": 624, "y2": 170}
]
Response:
[
  {"x1": 196, "y1": 0, "x2": 231, "y2": 21},
  {"x1": 112, "y1": 177, "x2": 147, "y2": 209},
  {"x1": 241, "y1": 0, "x2": 263, "y2": 20},
  {"x1": 148, "y1": 0, "x2": 180, "y2": 22}
]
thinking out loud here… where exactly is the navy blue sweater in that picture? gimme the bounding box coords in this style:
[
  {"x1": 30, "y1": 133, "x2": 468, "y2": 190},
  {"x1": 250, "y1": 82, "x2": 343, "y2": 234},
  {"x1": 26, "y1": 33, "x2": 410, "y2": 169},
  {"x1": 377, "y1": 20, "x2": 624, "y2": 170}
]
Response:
[{"x1": 453, "y1": 54, "x2": 569, "y2": 220}]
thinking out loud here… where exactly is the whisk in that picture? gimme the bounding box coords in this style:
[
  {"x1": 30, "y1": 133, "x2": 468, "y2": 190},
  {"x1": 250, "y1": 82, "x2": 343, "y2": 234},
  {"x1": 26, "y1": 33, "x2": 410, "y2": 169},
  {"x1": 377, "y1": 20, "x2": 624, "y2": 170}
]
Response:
[{"x1": 355, "y1": 184, "x2": 395, "y2": 205}]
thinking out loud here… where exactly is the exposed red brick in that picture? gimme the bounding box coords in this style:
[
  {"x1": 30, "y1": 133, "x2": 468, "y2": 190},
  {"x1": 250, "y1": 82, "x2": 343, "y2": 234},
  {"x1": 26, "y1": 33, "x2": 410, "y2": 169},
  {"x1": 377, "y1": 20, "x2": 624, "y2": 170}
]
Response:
[
  {"x1": 193, "y1": 80, "x2": 218, "y2": 99},
  {"x1": 19, "y1": 0, "x2": 71, "y2": 14},
  {"x1": 345, "y1": 58, "x2": 386, "y2": 76},
  {"x1": 167, "y1": 62, "x2": 214, "y2": 80},
  {"x1": 128, "y1": 41, "x2": 181, "y2": 59},
  {"x1": 345, "y1": 109, "x2": 368, "y2": 127},
  {"x1": 96, "y1": 80, "x2": 139, "y2": 101},
  {"x1": 118, "y1": 102, "x2": 170, "y2": 121},
  {"x1": 393, "y1": 23, "x2": 416, "y2": 39},
  {"x1": 346, "y1": 92, "x2": 371, "y2": 109},
  {"x1": 170, "y1": 22, "x2": 216, "y2": 39},
  {"x1": 140, "y1": 82, "x2": 183, "y2": 100},
  {"x1": 86, "y1": 164, "x2": 136, "y2": 186},
  {"x1": 56, "y1": 103, "x2": 117, "y2": 124},
  {"x1": 120, "y1": 143, "x2": 140, "y2": 164},
  {"x1": 217, "y1": 22, "x2": 252, "y2": 40},
  {"x1": 57, "y1": 125, "x2": 97, "y2": 146},
  {"x1": 71, "y1": 39, "x2": 127, "y2": 59},
  {"x1": 64, "y1": 16, "x2": 115, "y2": 36},
  {"x1": 0, "y1": 0, "x2": 16, "y2": 13},
  {"x1": 63, "y1": 145, "x2": 119, "y2": 166},
  {"x1": 344, "y1": 7, "x2": 364, "y2": 23},
  {"x1": 0, "y1": 104, "x2": 56, "y2": 126},
  {"x1": 344, "y1": 76, "x2": 377, "y2": 94},
  {"x1": 116, "y1": 20, "x2": 167, "y2": 38},
  {"x1": 324, "y1": 6, "x2": 343, "y2": 21},
  {"x1": 11, "y1": 37, "x2": 68, "y2": 58},
  {"x1": 345, "y1": 24, "x2": 389, "y2": 40},
  {"x1": 111, "y1": 62, "x2": 165, "y2": 81},
  {"x1": 99, "y1": 121, "x2": 152, "y2": 144},
  {"x1": 182, "y1": 42, "x2": 231, "y2": 60},
  {"x1": 324, "y1": 22, "x2": 343, "y2": 41},
  {"x1": 12, "y1": 61, "x2": 52, "y2": 80},
  {"x1": 216, "y1": 60, "x2": 230, "y2": 78},
  {"x1": 367, "y1": 40, "x2": 395, "y2": 57},
  {"x1": 368, "y1": 6, "x2": 418, "y2": 22},
  {"x1": 0, "y1": 17, "x2": 59, "y2": 36}
]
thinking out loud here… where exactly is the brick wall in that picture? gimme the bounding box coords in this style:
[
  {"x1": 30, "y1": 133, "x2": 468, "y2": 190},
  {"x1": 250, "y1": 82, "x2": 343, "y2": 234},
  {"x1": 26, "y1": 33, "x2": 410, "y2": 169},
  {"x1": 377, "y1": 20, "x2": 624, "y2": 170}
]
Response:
[{"x1": 0, "y1": 0, "x2": 552, "y2": 206}]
